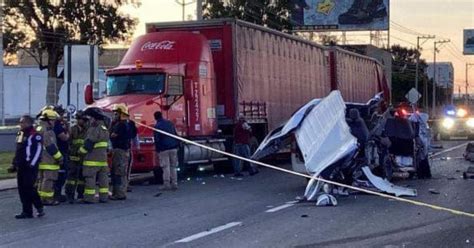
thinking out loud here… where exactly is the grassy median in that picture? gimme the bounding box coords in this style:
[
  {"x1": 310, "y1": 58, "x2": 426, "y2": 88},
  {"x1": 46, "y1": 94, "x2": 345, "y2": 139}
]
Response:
[{"x1": 0, "y1": 152, "x2": 15, "y2": 180}]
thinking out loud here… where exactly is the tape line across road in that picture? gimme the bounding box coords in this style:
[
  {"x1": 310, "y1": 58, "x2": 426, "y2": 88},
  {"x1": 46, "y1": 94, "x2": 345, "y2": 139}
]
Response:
[
  {"x1": 429, "y1": 142, "x2": 469, "y2": 159},
  {"x1": 137, "y1": 123, "x2": 474, "y2": 219}
]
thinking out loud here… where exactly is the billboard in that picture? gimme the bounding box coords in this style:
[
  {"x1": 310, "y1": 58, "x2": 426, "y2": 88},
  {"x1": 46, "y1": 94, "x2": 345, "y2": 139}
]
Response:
[
  {"x1": 291, "y1": 0, "x2": 389, "y2": 31},
  {"x1": 464, "y1": 29, "x2": 474, "y2": 55}
]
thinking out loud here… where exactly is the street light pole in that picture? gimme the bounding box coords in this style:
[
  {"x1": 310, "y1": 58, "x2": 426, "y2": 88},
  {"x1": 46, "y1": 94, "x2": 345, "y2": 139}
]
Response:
[
  {"x1": 415, "y1": 35, "x2": 435, "y2": 102},
  {"x1": 466, "y1": 63, "x2": 474, "y2": 105},
  {"x1": 432, "y1": 39, "x2": 450, "y2": 116},
  {"x1": 0, "y1": 1, "x2": 4, "y2": 126},
  {"x1": 175, "y1": 0, "x2": 197, "y2": 21},
  {"x1": 196, "y1": 0, "x2": 203, "y2": 20}
]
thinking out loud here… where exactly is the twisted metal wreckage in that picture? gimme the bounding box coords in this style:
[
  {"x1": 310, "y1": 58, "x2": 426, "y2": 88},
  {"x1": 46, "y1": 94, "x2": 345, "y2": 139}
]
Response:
[{"x1": 252, "y1": 91, "x2": 432, "y2": 206}]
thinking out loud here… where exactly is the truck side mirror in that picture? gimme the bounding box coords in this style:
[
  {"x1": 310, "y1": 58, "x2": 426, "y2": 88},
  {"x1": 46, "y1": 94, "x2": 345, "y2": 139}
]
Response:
[{"x1": 84, "y1": 84, "x2": 94, "y2": 105}]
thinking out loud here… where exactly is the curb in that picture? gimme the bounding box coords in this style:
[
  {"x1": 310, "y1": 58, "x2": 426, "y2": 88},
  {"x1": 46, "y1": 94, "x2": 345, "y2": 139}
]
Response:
[
  {"x1": 0, "y1": 173, "x2": 154, "y2": 192},
  {"x1": 0, "y1": 179, "x2": 17, "y2": 192}
]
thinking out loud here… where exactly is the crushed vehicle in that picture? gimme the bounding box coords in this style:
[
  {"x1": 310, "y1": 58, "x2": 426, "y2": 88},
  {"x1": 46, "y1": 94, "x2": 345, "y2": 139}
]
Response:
[
  {"x1": 252, "y1": 91, "x2": 418, "y2": 206},
  {"x1": 367, "y1": 103, "x2": 432, "y2": 180}
]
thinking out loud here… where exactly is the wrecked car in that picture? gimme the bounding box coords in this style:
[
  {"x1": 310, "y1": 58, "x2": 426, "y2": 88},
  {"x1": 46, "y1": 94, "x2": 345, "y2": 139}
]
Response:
[{"x1": 252, "y1": 91, "x2": 417, "y2": 206}]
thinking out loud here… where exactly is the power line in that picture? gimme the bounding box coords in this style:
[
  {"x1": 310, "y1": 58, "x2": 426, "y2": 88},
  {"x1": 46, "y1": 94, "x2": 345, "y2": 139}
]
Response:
[
  {"x1": 390, "y1": 25, "x2": 420, "y2": 36},
  {"x1": 442, "y1": 43, "x2": 467, "y2": 63},
  {"x1": 390, "y1": 35, "x2": 417, "y2": 47},
  {"x1": 390, "y1": 20, "x2": 427, "y2": 36}
]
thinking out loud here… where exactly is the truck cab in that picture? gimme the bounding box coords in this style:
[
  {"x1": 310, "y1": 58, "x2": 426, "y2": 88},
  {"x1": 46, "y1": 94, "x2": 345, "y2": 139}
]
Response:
[{"x1": 85, "y1": 32, "x2": 219, "y2": 172}]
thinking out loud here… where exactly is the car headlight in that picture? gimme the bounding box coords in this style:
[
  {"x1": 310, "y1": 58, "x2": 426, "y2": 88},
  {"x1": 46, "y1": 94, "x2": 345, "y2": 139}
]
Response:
[
  {"x1": 457, "y1": 108, "x2": 468, "y2": 117},
  {"x1": 442, "y1": 118, "x2": 455, "y2": 129},
  {"x1": 467, "y1": 118, "x2": 474, "y2": 128}
]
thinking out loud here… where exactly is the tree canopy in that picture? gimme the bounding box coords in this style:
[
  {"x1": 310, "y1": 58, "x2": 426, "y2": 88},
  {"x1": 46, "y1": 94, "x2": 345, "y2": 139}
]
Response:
[
  {"x1": 203, "y1": 0, "x2": 294, "y2": 31},
  {"x1": 390, "y1": 44, "x2": 447, "y2": 108}
]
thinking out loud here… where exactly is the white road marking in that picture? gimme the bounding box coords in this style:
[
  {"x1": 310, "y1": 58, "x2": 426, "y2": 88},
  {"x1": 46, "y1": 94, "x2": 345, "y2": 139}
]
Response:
[
  {"x1": 429, "y1": 142, "x2": 469, "y2": 158},
  {"x1": 175, "y1": 222, "x2": 242, "y2": 243},
  {"x1": 265, "y1": 202, "x2": 296, "y2": 213}
]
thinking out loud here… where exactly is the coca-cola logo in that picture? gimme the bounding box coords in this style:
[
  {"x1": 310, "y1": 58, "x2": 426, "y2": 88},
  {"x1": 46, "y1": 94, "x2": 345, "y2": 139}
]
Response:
[{"x1": 141, "y1": 41, "x2": 175, "y2": 51}]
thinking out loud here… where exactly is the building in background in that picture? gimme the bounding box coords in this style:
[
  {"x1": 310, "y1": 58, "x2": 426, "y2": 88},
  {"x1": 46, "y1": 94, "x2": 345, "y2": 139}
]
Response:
[
  {"x1": 426, "y1": 62, "x2": 454, "y2": 104},
  {"x1": 1, "y1": 48, "x2": 127, "y2": 122},
  {"x1": 426, "y1": 62, "x2": 454, "y2": 88}
]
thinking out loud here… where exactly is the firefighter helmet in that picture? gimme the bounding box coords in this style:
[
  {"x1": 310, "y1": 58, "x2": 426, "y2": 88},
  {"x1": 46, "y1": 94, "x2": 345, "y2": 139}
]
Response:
[
  {"x1": 112, "y1": 103, "x2": 129, "y2": 116},
  {"x1": 39, "y1": 109, "x2": 59, "y2": 121},
  {"x1": 36, "y1": 105, "x2": 54, "y2": 119},
  {"x1": 83, "y1": 107, "x2": 105, "y2": 121}
]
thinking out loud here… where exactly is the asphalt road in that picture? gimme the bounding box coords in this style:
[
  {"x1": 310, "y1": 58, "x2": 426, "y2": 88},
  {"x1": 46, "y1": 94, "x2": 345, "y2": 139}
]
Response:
[{"x1": 1, "y1": 140, "x2": 474, "y2": 248}]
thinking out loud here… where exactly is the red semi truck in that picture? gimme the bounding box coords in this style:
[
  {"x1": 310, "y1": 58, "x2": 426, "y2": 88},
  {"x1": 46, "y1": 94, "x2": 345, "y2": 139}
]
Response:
[{"x1": 84, "y1": 19, "x2": 389, "y2": 173}]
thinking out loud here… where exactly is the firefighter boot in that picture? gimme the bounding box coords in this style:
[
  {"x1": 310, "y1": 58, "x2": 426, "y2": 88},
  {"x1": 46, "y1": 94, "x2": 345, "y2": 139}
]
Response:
[
  {"x1": 65, "y1": 180, "x2": 76, "y2": 204},
  {"x1": 38, "y1": 170, "x2": 59, "y2": 206},
  {"x1": 98, "y1": 167, "x2": 110, "y2": 203}
]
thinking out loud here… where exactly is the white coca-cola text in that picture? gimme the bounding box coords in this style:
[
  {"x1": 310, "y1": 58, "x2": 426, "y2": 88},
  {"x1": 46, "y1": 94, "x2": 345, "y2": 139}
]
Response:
[{"x1": 141, "y1": 41, "x2": 175, "y2": 51}]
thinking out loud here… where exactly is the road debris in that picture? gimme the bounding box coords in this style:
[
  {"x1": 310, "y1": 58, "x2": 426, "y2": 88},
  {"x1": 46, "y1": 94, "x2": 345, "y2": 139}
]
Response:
[{"x1": 429, "y1": 189, "x2": 440, "y2": 195}]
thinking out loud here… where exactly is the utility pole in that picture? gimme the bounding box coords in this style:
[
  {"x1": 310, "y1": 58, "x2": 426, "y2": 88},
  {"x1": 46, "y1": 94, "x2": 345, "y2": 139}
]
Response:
[
  {"x1": 466, "y1": 63, "x2": 474, "y2": 105},
  {"x1": 175, "y1": 0, "x2": 196, "y2": 21},
  {"x1": 196, "y1": 0, "x2": 203, "y2": 20},
  {"x1": 432, "y1": 39, "x2": 450, "y2": 116},
  {"x1": 415, "y1": 35, "x2": 435, "y2": 101},
  {"x1": 0, "y1": 0, "x2": 4, "y2": 126}
]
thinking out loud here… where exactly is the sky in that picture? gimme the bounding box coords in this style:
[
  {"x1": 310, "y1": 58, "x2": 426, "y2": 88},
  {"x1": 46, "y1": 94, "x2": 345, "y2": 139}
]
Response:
[{"x1": 120, "y1": 0, "x2": 474, "y2": 93}]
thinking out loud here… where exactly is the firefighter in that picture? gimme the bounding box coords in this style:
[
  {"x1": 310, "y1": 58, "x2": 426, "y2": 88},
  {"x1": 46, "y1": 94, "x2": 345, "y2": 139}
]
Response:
[
  {"x1": 36, "y1": 108, "x2": 63, "y2": 205},
  {"x1": 109, "y1": 104, "x2": 132, "y2": 200},
  {"x1": 65, "y1": 110, "x2": 88, "y2": 203},
  {"x1": 9, "y1": 115, "x2": 45, "y2": 218},
  {"x1": 79, "y1": 107, "x2": 110, "y2": 204},
  {"x1": 53, "y1": 105, "x2": 70, "y2": 202}
]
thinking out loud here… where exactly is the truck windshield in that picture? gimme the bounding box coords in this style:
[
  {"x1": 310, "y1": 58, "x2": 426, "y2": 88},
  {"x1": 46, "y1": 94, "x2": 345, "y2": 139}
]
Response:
[{"x1": 106, "y1": 73, "x2": 165, "y2": 96}]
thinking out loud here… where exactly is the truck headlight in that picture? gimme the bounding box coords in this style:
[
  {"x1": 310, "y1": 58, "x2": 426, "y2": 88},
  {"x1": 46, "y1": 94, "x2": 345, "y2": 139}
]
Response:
[
  {"x1": 467, "y1": 118, "x2": 474, "y2": 128},
  {"x1": 442, "y1": 118, "x2": 455, "y2": 129}
]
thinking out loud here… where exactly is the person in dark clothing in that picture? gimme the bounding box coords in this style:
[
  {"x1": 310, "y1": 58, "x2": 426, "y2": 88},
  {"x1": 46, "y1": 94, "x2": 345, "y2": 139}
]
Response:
[
  {"x1": 9, "y1": 115, "x2": 45, "y2": 219},
  {"x1": 125, "y1": 118, "x2": 138, "y2": 192},
  {"x1": 53, "y1": 105, "x2": 70, "y2": 203},
  {"x1": 154, "y1": 111, "x2": 180, "y2": 190},
  {"x1": 233, "y1": 115, "x2": 259, "y2": 177},
  {"x1": 110, "y1": 104, "x2": 132, "y2": 200},
  {"x1": 346, "y1": 108, "x2": 369, "y2": 147}
]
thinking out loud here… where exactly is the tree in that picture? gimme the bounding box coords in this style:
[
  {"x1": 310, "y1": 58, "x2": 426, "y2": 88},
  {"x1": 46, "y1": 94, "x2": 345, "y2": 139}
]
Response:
[
  {"x1": 202, "y1": 0, "x2": 293, "y2": 32},
  {"x1": 390, "y1": 44, "x2": 445, "y2": 109},
  {"x1": 3, "y1": 0, "x2": 140, "y2": 105}
]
